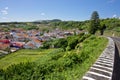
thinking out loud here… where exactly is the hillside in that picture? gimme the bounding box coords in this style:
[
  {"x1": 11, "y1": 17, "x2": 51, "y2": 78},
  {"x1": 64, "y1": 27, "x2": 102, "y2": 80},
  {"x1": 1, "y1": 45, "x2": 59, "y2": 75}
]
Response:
[
  {"x1": 0, "y1": 34, "x2": 108, "y2": 80},
  {"x1": 0, "y1": 18, "x2": 120, "y2": 36}
]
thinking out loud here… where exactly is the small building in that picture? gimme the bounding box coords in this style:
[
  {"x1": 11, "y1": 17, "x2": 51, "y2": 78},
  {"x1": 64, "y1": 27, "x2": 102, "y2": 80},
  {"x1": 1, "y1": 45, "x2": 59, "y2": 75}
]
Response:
[
  {"x1": 0, "y1": 39, "x2": 10, "y2": 44},
  {"x1": 0, "y1": 43, "x2": 10, "y2": 51},
  {"x1": 10, "y1": 42, "x2": 25, "y2": 48},
  {"x1": 24, "y1": 41, "x2": 37, "y2": 49},
  {"x1": 24, "y1": 38, "x2": 42, "y2": 49}
]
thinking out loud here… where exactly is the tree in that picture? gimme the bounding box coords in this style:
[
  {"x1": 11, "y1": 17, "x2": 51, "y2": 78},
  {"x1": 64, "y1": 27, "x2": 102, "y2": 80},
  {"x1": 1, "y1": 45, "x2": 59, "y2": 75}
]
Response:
[
  {"x1": 99, "y1": 24, "x2": 106, "y2": 35},
  {"x1": 89, "y1": 11, "x2": 100, "y2": 34}
]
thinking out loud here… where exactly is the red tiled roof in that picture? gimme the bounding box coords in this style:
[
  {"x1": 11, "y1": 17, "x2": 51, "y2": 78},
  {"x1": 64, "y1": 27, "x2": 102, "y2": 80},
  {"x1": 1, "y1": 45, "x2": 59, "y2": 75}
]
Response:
[
  {"x1": 28, "y1": 43, "x2": 34, "y2": 47},
  {"x1": 33, "y1": 39, "x2": 41, "y2": 43},
  {"x1": 0, "y1": 43, "x2": 10, "y2": 50},
  {"x1": 0, "y1": 39, "x2": 10, "y2": 43},
  {"x1": 11, "y1": 42, "x2": 25, "y2": 47}
]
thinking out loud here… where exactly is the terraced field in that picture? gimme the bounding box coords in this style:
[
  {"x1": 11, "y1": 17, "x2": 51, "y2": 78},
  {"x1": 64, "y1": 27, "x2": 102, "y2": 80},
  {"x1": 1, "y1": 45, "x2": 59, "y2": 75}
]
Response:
[{"x1": 0, "y1": 49, "x2": 56, "y2": 69}]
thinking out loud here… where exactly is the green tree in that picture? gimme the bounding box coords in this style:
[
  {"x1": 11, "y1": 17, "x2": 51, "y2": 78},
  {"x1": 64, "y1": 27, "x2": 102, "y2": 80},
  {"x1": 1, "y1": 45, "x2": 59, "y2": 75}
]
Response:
[
  {"x1": 99, "y1": 24, "x2": 106, "y2": 35},
  {"x1": 89, "y1": 11, "x2": 100, "y2": 34},
  {"x1": 53, "y1": 38, "x2": 68, "y2": 50}
]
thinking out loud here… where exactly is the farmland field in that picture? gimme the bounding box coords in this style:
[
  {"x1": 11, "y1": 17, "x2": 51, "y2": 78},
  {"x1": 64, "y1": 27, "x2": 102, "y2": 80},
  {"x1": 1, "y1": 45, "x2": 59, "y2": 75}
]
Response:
[{"x1": 0, "y1": 49, "x2": 56, "y2": 69}]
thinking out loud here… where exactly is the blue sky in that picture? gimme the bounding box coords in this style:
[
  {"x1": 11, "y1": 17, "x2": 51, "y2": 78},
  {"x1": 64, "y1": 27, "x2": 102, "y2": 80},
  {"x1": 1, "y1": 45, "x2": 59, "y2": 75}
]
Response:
[{"x1": 0, "y1": 0, "x2": 120, "y2": 22}]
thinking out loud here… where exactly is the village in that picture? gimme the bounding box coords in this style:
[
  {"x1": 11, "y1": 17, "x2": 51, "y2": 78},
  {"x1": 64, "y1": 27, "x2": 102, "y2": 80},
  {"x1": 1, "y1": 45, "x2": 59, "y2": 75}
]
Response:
[{"x1": 0, "y1": 28, "x2": 82, "y2": 54}]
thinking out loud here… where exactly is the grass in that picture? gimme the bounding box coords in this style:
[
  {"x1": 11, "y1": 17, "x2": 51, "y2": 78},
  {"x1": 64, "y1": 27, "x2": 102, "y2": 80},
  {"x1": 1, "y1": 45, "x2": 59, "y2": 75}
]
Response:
[
  {"x1": 45, "y1": 36, "x2": 108, "y2": 80},
  {"x1": 104, "y1": 30, "x2": 120, "y2": 37},
  {"x1": 0, "y1": 48, "x2": 56, "y2": 69},
  {"x1": 77, "y1": 37, "x2": 108, "y2": 79},
  {"x1": 0, "y1": 35, "x2": 108, "y2": 80},
  {"x1": 95, "y1": 29, "x2": 120, "y2": 37}
]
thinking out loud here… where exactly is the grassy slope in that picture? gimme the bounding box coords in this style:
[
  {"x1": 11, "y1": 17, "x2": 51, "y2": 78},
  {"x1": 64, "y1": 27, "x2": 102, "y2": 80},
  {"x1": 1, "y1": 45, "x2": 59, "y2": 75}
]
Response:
[
  {"x1": 69, "y1": 36, "x2": 108, "y2": 79},
  {"x1": 0, "y1": 49, "x2": 56, "y2": 69},
  {"x1": 96, "y1": 29, "x2": 120, "y2": 37},
  {"x1": 104, "y1": 30, "x2": 120, "y2": 37},
  {"x1": 0, "y1": 35, "x2": 108, "y2": 80},
  {"x1": 45, "y1": 36, "x2": 108, "y2": 80}
]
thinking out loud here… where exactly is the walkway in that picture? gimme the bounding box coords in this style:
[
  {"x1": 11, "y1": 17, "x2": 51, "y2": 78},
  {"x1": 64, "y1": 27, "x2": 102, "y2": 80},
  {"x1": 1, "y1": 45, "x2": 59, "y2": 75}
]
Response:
[{"x1": 82, "y1": 37, "x2": 115, "y2": 80}]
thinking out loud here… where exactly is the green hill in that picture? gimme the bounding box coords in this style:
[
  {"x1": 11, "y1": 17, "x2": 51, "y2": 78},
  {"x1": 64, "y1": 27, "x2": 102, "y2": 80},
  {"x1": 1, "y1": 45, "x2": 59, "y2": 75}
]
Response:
[{"x1": 0, "y1": 34, "x2": 108, "y2": 80}]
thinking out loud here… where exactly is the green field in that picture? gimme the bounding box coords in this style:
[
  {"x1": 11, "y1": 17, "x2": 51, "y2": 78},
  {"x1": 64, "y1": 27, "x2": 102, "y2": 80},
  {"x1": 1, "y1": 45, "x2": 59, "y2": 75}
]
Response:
[
  {"x1": 0, "y1": 35, "x2": 108, "y2": 80},
  {"x1": 104, "y1": 30, "x2": 120, "y2": 37},
  {"x1": 0, "y1": 49, "x2": 56, "y2": 69}
]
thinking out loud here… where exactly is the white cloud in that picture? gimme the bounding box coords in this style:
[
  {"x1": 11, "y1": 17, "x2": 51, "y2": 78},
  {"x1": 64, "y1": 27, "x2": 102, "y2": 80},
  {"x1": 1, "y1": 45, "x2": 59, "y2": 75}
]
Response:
[
  {"x1": 1, "y1": 10, "x2": 8, "y2": 15},
  {"x1": 5, "y1": 7, "x2": 8, "y2": 10},
  {"x1": 113, "y1": 14, "x2": 117, "y2": 18},
  {"x1": 41, "y1": 13, "x2": 45, "y2": 16},
  {"x1": 0, "y1": 7, "x2": 8, "y2": 15}
]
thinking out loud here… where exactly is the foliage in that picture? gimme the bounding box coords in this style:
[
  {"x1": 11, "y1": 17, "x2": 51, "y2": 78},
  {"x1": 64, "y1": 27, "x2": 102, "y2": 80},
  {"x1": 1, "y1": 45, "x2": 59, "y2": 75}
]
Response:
[
  {"x1": 89, "y1": 11, "x2": 100, "y2": 34},
  {"x1": 0, "y1": 17, "x2": 120, "y2": 34},
  {"x1": 99, "y1": 24, "x2": 106, "y2": 35},
  {"x1": 51, "y1": 21, "x2": 88, "y2": 30},
  {"x1": 113, "y1": 27, "x2": 120, "y2": 32},
  {"x1": 0, "y1": 35, "x2": 108, "y2": 80},
  {"x1": 0, "y1": 49, "x2": 56, "y2": 69},
  {"x1": 66, "y1": 34, "x2": 91, "y2": 51},
  {"x1": 101, "y1": 18, "x2": 120, "y2": 30},
  {"x1": 42, "y1": 33, "x2": 91, "y2": 51},
  {"x1": 53, "y1": 38, "x2": 68, "y2": 50},
  {"x1": 41, "y1": 40, "x2": 53, "y2": 49},
  {"x1": 66, "y1": 36, "x2": 79, "y2": 51}
]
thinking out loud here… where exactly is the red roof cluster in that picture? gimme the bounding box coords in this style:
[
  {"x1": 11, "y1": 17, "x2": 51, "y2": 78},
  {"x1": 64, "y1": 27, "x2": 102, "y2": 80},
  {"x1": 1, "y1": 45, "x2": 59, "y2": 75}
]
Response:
[{"x1": 0, "y1": 39, "x2": 10, "y2": 44}]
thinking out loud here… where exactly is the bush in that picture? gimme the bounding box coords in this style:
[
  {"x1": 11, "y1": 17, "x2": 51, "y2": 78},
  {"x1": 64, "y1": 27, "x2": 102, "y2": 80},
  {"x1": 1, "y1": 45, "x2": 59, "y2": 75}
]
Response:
[
  {"x1": 41, "y1": 40, "x2": 53, "y2": 49},
  {"x1": 0, "y1": 35, "x2": 108, "y2": 80},
  {"x1": 2, "y1": 62, "x2": 35, "y2": 80},
  {"x1": 67, "y1": 37, "x2": 78, "y2": 51},
  {"x1": 53, "y1": 38, "x2": 68, "y2": 50}
]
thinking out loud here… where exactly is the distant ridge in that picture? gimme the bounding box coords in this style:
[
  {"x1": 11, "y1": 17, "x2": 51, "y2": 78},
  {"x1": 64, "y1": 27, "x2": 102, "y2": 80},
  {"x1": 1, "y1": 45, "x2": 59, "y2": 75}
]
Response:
[{"x1": 34, "y1": 19, "x2": 62, "y2": 22}]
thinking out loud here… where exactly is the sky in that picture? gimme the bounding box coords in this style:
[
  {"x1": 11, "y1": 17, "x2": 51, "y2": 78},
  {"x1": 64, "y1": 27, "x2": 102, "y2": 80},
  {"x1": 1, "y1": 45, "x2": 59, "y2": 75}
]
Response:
[{"x1": 0, "y1": 0, "x2": 120, "y2": 22}]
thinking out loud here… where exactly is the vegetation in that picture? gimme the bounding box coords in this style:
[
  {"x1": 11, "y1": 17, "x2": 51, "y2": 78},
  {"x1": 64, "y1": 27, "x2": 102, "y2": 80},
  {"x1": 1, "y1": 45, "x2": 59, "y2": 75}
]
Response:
[
  {"x1": 99, "y1": 18, "x2": 120, "y2": 36},
  {"x1": 0, "y1": 49, "x2": 56, "y2": 69},
  {"x1": 51, "y1": 21, "x2": 88, "y2": 30},
  {"x1": 89, "y1": 11, "x2": 100, "y2": 34},
  {"x1": 0, "y1": 10, "x2": 120, "y2": 80},
  {"x1": 1, "y1": 17, "x2": 120, "y2": 36},
  {"x1": 99, "y1": 24, "x2": 106, "y2": 35},
  {"x1": 41, "y1": 33, "x2": 91, "y2": 51},
  {"x1": 0, "y1": 34, "x2": 108, "y2": 80}
]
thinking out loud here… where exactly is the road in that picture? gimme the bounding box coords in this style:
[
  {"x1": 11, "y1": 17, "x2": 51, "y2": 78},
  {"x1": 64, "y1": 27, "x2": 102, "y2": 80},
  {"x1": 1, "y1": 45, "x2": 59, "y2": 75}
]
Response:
[{"x1": 111, "y1": 37, "x2": 120, "y2": 80}]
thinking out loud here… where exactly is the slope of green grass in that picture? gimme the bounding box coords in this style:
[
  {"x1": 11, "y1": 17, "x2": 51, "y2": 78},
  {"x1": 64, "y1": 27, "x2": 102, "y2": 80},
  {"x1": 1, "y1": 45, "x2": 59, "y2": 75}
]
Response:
[
  {"x1": 0, "y1": 35, "x2": 108, "y2": 80},
  {"x1": 41, "y1": 36, "x2": 108, "y2": 80},
  {"x1": 104, "y1": 30, "x2": 120, "y2": 37},
  {"x1": 0, "y1": 49, "x2": 56, "y2": 69}
]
